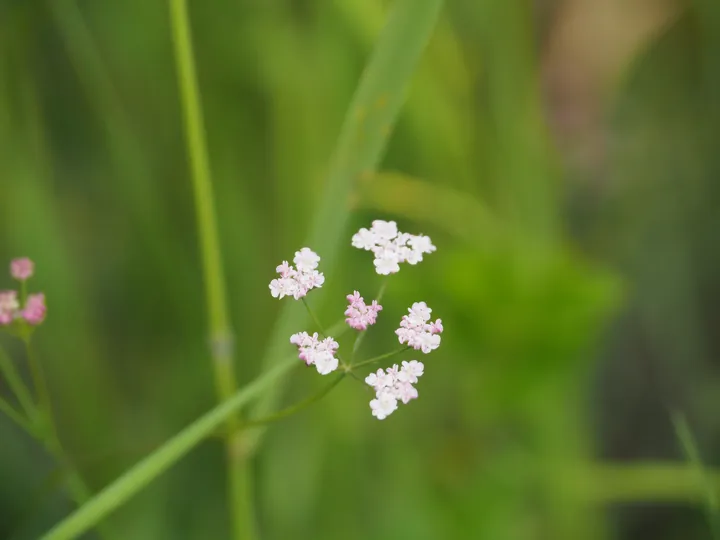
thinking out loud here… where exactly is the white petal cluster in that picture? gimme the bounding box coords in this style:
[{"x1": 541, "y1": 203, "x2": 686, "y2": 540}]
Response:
[
  {"x1": 290, "y1": 332, "x2": 340, "y2": 375},
  {"x1": 351, "y1": 220, "x2": 436, "y2": 275},
  {"x1": 365, "y1": 360, "x2": 425, "y2": 420},
  {"x1": 396, "y1": 302, "x2": 443, "y2": 353},
  {"x1": 269, "y1": 248, "x2": 324, "y2": 300}
]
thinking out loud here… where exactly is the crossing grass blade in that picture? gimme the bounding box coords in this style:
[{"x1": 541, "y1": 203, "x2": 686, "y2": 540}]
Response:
[{"x1": 244, "y1": 0, "x2": 444, "y2": 452}]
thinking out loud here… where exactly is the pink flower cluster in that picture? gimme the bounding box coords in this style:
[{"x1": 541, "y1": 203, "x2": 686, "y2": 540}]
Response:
[
  {"x1": 351, "y1": 220, "x2": 436, "y2": 275},
  {"x1": 11, "y1": 258, "x2": 34, "y2": 281},
  {"x1": 365, "y1": 360, "x2": 425, "y2": 420},
  {"x1": 1, "y1": 258, "x2": 46, "y2": 326},
  {"x1": 290, "y1": 332, "x2": 340, "y2": 375},
  {"x1": 269, "y1": 248, "x2": 325, "y2": 300},
  {"x1": 344, "y1": 291, "x2": 382, "y2": 331},
  {"x1": 396, "y1": 302, "x2": 443, "y2": 354}
]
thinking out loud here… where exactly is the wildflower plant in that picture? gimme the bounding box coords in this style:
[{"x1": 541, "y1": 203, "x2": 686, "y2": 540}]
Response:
[
  {"x1": 270, "y1": 221, "x2": 444, "y2": 420},
  {"x1": 0, "y1": 259, "x2": 94, "y2": 520}
]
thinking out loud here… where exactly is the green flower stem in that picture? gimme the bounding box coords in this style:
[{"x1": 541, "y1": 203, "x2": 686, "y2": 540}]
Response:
[
  {"x1": 167, "y1": 0, "x2": 252, "y2": 538},
  {"x1": 301, "y1": 298, "x2": 328, "y2": 337},
  {"x1": 0, "y1": 396, "x2": 35, "y2": 435},
  {"x1": 351, "y1": 278, "x2": 389, "y2": 359},
  {"x1": 249, "y1": 0, "x2": 445, "y2": 456},
  {"x1": 243, "y1": 374, "x2": 345, "y2": 428},
  {"x1": 0, "y1": 344, "x2": 36, "y2": 418},
  {"x1": 24, "y1": 337, "x2": 53, "y2": 430},
  {"x1": 19, "y1": 338, "x2": 114, "y2": 539},
  {"x1": 40, "y1": 357, "x2": 297, "y2": 540},
  {"x1": 43, "y1": 437, "x2": 117, "y2": 540},
  {"x1": 300, "y1": 299, "x2": 352, "y2": 368},
  {"x1": 349, "y1": 347, "x2": 410, "y2": 371},
  {"x1": 671, "y1": 410, "x2": 720, "y2": 539}
]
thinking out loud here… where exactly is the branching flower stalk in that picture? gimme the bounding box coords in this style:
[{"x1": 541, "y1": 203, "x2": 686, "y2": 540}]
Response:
[
  {"x1": 0, "y1": 258, "x2": 114, "y2": 539},
  {"x1": 273, "y1": 220, "x2": 444, "y2": 420}
]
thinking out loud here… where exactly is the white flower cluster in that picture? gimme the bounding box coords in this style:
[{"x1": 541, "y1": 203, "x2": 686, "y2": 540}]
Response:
[
  {"x1": 365, "y1": 360, "x2": 425, "y2": 420},
  {"x1": 351, "y1": 220, "x2": 436, "y2": 275},
  {"x1": 396, "y1": 302, "x2": 443, "y2": 353},
  {"x1": 270, "y1": 248, "x2": 324, "y2": 300},
  {"x1": 290, "y1": 332, "x2": 340, "y2": 375}
]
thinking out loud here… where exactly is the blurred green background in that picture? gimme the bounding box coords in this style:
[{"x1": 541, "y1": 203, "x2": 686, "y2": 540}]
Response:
[{"x1": 2, "y1": 0, "x2": 720, "y2": 539}]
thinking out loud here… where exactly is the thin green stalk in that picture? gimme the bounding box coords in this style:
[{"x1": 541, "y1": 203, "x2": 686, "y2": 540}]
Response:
[
  {"x1": 243, "y1": 374, "x2": 345, "y2": 428},
  {"x1": 0, "y1": 344, "x2": 36, "y2": 418},
  {"x1": 350, "y1": 346, "x2": 409, "y2": 370},
  {"x1": 671, "y1": 410, "x2": 720, "y2": 539},
  {"x1": 351, "y1": 279, "x2": 389, "y2": 358},
  {"x1": 248, "y1": 0, "x2": 445, "y2": 456},
  {"x1": 20, "y1": 338, "x2": 115, "y2": 539},
  {"x1": 166, "y1": 0, "x2": 252, "y2": 538},
  {"x1": 580, "y1": 462, "x2": 720, "y2": 503},
  {"x1": 24, "y1": 338, "x2": 53, "y2": 431},
  {"x1": 0, "y1": 396, "x2": 35, "y2": 434},
  {"x1": 301, "y1": 298, "x2": 328, "y2": 337},
  {"x1": 40, "y1": 357, "x2": 297, "y2": 540}
]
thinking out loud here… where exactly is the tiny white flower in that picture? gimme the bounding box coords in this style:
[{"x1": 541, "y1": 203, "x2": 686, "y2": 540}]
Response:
[
  {"x1": 270, "y1": 277, "x2": 299, "y2": 299},
  {"x1": 374, "y1": 252, "x2": 400, "y2": 275},
  {"x1": 370, "y1": 390, "x2": 398, "y2": 420},
  {"x1": 417, "y1": 332, "x2": 441, "y2": 354},
  {"x1": 371, "y1": 220, "x2": 398, "y2": 241},
  {"x1": 365, "y1": 369, "x2": 392, "y2": 392},
  {"x1": 275, "y1": 261, "x2": 295, "y2": 278},
  {"x1": 393, "y1": 382, "x2": 419, "y2": 404},
  {"x1": 351, "y1": 221, "x2": 436, "y2": 275},
  {"x1": 314, "y1": 352, "x2": 339, "y2": 375},
  {"x1": 299, "y1": 270, "x2": 325, "y2": 290},
  {"x1": 294, "y1": 247, "x2": 320, "y2": 272},
  {"x1": 399, "y1": 360, "x2": 424, "y2": 384},
  {"x1": 408, "y1": 234, "x2": 436, "y2": 254},
  {"x1": 271, "y1": 247, "x2": 323, "y2": 300},
  {"x1": 351, "y1": 228, "x2": 376, "y2": 250},
  {"x1": 409, "y1": 302, "x2": 431, "y2": 321},
  {"x1": 290, "y1": 331, "x2": 339, "y2": 374},
  {"x1": 404, "y1": 249, "x2": 423, "y2": 265}
]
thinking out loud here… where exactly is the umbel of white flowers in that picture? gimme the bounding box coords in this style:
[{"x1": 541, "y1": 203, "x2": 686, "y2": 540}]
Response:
[{"x1": 269, "y1": 222, "x2": 443, "y2": 419}]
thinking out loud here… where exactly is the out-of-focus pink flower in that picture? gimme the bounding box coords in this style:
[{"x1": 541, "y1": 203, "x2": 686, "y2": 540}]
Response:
[
  {"x1": 10, "y1": 258, "x2": 34, "y2": 281},
  {"x1": 22, "y1": 293, "x2": 46, "y2": 325},
  {"x1": 0, "y1": 291, "x2": 19, "y2": 325}
]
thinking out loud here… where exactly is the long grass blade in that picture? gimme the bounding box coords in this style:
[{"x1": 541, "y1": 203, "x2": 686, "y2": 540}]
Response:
[{"x1": 245, "y1": 0, "x2": 444, "y2": 453}]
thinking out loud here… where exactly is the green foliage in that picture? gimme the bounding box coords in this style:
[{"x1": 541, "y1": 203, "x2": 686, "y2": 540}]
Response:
[{"x1": 1, "y1": 1, "x2": 719, "y2": 540}]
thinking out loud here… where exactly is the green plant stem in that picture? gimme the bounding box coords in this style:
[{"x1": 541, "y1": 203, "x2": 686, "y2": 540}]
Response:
[
  {"x1": 243, "y1": 374, "x2": 345, "y2": 428},
  {"x1": 167, "y1": 1, "x2": 253, "y2": 538},
  {"x1": 0, "y1": 344, "x2": 36, "y2": 418},
  {"x1": 301, "y1": 298, "x2": 328, "y2": 337},
  {"x1": 248, "y1": 0, "x2": 445, "y2": 456},
  {"x1": 0, "y1": 396, "x2": 35, "y2": 434},
  {"x1": 671, "y1": 410, "x2": 720, "y2": 539},
  {"x1": 20, "y1": 338, "x2": 114, "y2": 539},
  {"x1": 40, "y1": 357, "x2": 297, "y2": 540},
  {"x1": 351, "y1": 279, "x2": 389, "y2": 359},
  {"x1": 24, "y1": 338, "x2": 53, "y2": 431},
  {"x1": 350, "y1": 347, "x2": 410, "y2": 371}
]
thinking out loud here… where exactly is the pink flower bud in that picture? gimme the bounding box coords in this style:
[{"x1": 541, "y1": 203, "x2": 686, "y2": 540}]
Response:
[
  {"x1": 10, "y1": 258, "x2": 34, "y2": 281},
  {"x1": 0, "y1": 291, "x2": 19, "y2": 325},
  {"x1": 23, "y1": 293, "x2": 46, "y2": 325}
]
